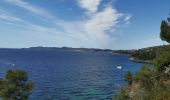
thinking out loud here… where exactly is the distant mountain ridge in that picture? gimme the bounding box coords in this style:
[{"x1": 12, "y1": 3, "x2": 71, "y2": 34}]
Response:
[
  {"x1": 0, "y1": 45, "x2": 168, "y2": 56},
  {"x1": 26, "y1": 46, "x2": 113, "y2": 52}
]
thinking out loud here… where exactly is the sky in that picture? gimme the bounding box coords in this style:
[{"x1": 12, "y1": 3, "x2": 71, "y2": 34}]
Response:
[{"x1": 0, "y1": 0, "x2": 170, "y2": 50}]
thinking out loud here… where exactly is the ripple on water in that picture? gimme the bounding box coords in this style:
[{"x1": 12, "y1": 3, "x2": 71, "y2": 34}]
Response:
[{"x1": 0, "y1": 50, "x2": 142, "y2": 100}]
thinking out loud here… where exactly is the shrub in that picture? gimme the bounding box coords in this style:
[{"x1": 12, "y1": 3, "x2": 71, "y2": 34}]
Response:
[{"x1": 0, "y1": 69, "x2": 33, "y2": 100}]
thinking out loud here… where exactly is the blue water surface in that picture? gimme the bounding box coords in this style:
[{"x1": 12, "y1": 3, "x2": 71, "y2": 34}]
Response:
[{"x1": 0, "y1": 49, "x2": 142, "y2": 100}]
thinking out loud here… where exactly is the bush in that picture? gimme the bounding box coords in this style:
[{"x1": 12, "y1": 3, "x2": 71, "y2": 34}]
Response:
[
  {"x1": 135, "y1": 64, "x2": 154, "y2": 90},
  {"x1": 124, "y1": 71, "x2": 133, "y2": 86},
  {"x1": 0, "y1": 69, "x2": 33, "y2": 100},
  {"x1": 117, "y1": 89, "x2": 130, "y2": 100}
]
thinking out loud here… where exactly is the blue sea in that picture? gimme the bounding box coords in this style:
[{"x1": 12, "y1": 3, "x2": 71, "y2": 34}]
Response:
[{"x1": 0, "y1": 49, "x2": 142, "y2": 100}]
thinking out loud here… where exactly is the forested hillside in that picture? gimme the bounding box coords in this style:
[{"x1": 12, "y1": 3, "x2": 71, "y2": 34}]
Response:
[{"x1": 116, "y1": 15, "x2": 170, "y2": 100}]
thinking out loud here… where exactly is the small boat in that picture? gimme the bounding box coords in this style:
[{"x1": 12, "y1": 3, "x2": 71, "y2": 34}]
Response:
[{"x1": 117, "y1": 65, "x2": 122, "y2": 69}]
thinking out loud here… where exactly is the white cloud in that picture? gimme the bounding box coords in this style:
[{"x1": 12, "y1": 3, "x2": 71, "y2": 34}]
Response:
[
  {"x1": 77, "y1": 0, "x2": 101, "y2": 13},
  {"x1": 0, "y1": 11, "x2": 23, "y2": 22},
  {"x1": 76, "y1": 0, "x2": 130, "y2": 47},
  {"x1": 0, "y1": 13, "x2": 20, "y2": 22},
  {"x1": 83, "y1": 6, "x2": 123, "y2": 47},
  {"x1": 124, "y1": 14, "x2": 131, "y2": 21},
  {"x1": 124, "y1": 14, "x2": 132, "y2": 24},
  {"x1": 3, "y1": 0, "x2": 54, "y2": 19},
  {"x1": 85, "y1": 6, "x2": 122, "y2": 33},
  {"x1": 1, "y1": 0, "x2": 131, "y2": 48}
]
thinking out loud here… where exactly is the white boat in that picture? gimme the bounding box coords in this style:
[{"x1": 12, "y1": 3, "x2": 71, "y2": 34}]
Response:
[{"x1": 117, "y1": 65, "x2": 122, "y2": 69}]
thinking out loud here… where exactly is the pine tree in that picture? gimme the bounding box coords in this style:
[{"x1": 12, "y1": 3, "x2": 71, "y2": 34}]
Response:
[
  {"x1": 160, "y1": 15, "x2": 170, "y2": 43},
  {"x1": 0, "y1": 69, "x2": 33, "y2": 100},
  {"x1": 124, "y1": 71, "x2": 133, "y2": 86}
]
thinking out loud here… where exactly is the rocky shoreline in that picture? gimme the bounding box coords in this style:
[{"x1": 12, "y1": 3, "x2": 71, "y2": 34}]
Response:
[{"x1": 129, "y1": 57, "x2": 151, "y2": 63}]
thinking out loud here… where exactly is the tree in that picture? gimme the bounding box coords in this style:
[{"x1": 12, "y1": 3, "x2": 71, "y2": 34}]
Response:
[
  {"x1": 124, "y1": 71, "x2": 133, "y2": 86},
  {"x1": 160, "y1": 15, "x2": 170, "y2": 43},
  {"x1": 135, "y1": 65, "x2": 153, "y2": 91},
  {"x1": 0, "y1": 69, "x2": 33, "y2": 100},
  {"x1": 153, "y1": 46, "x2": 170, "y2": 72}
]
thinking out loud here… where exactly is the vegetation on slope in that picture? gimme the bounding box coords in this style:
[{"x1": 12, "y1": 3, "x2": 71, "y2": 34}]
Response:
[
  {"x1": 132, "y1": 46, "x2": 158, "y2": 60},
  {"x1": 116, "y1": 15, "x2": 170, "y2": 100},
  {"x1": 131, "y1": 45, "x2": 170, "y2": 61}
]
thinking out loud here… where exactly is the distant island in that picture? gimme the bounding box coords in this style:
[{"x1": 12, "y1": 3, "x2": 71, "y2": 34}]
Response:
[
  {"x1": 1, "y1": 45, "x2": 167, "y2": 63},
  {"x1": 26, "y1": 46, "x2": 138, "y2": 54},
  {"x1": 21, "y1": 46, "x2": 114, "y2": 52},
  {"x1": 26, "y1": 45, "x2": 169, "y2": 63}
]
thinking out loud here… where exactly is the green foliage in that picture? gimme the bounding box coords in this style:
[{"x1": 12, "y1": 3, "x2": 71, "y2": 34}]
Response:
[
  {"x1": 132, "y1": 49, "x2": 156, "y2": 60},
  {"x1": 132, "y1": 45, "x2": 170, "y2": 61},
  {"x1": 117, "y1": 89, "x2": 130, "y2": 100},
  {"x1": 124, "y1": 71, "x2": 133, "y2": 86},
  {"x1": 116, "y1": 15, "x2": 170, "y2": 100},
  {"x1": 160, "y1": 19, "x2": 170, "y2": 43},
  {"x1": 136, "y1": 65, "x2": 152, "y2": 79},
  {"x1": 142, "y1": 81, "x2": 170, "y2": 100},
  {"x1": 136, "y1": 65, "x2": 153, "y2": 91},
  {"x1": 0, "y1": 69, "x2": 33, "y2": 100},
  {"x1": 153, "y1": 46, "x2": 170, "y2": 72}
]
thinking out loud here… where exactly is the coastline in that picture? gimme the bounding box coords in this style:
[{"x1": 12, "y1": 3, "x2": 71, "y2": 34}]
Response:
[{"x1": 129, "y1": 57, "x2": 151, "y2": 63}]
